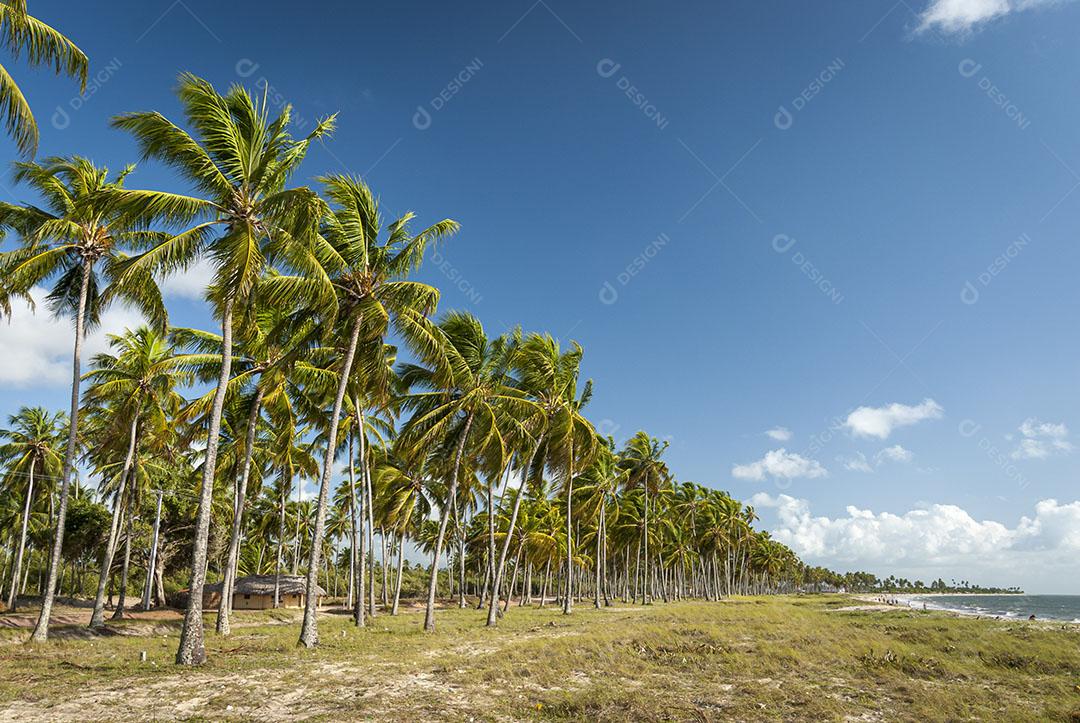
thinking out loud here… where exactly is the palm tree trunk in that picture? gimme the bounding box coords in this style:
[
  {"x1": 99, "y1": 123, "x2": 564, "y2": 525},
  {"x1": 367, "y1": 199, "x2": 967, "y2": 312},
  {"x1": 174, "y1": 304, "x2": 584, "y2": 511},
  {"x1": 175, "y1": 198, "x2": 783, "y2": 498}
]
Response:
[
  {"x1": 299, "y1": 315, "x2": 363, "y2": 648},
  {"x1": 359, "y1": 406, "x2": 376, "y2": 619},
  {"x1": 274, "y1": 478, "x2": 286, "y2": 608},
  {"x1": 487, "y1": 434, "x2": 544, "y2": 626},
  {"x1": 176, "y1": 296, "x2": 234, "y2": 665},
  {"x1": 141, "y1": 490, "x2": 163, "y2": 610},
  {"x1": 31, "y1": 259, "x2": 92, "y2": 643},
  {"x1": 90, "y1": 415, "x2": 139, "y2": 627},
  {"x1": 643, "y1": 486, "x2": 650, "y2": 605},
  {"x1": 111, "y1": 513, "x2": 134, "y2": 619},
  {"x1": 453, "y1": 494, "x2": 466, "y2": 609},
  {"x1": 347, "y1": 429, "x2": 362, "y2": 626},
  {"x1": 563, "y1": 453, "x2": 575, "y2": 615},
  {"x1": 7, "y1": 458, "x2": 35, "y2": 611},
  {"x1": 423, "y1": 412, "x2": 474, "y2": 632},
  {"x1": 391, "y1": 531, "x2": 405, "y2": 615},
  {"x1": 504, "y1": 543, "x2": 523, "y2": 612},
  {"x1": 217, "y1": 387, "x2": 265, "y2": 635},
  {"x1": 380, "y1": 528, "x2": 389, "y2": 608},
  {"x1": 594, "y1": 498, "x2": 603, "y2": 609},
  {"x1": 539, "y1": 558, "x2": 550, "y2": 607}
]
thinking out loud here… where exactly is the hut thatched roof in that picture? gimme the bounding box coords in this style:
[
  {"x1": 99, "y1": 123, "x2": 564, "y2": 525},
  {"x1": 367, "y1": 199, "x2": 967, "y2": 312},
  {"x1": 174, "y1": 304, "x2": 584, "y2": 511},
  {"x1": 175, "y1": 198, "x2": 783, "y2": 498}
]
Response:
[{"x1": 204, "y1": 574, "x2": 325, "y2": 597}]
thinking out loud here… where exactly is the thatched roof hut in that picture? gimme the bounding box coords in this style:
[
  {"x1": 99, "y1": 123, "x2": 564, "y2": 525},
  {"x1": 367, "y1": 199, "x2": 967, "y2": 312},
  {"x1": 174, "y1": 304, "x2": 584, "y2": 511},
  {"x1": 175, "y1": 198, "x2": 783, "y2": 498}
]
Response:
[{"x1": 202, "y1": 575, "x2": 326, "y2": 609}]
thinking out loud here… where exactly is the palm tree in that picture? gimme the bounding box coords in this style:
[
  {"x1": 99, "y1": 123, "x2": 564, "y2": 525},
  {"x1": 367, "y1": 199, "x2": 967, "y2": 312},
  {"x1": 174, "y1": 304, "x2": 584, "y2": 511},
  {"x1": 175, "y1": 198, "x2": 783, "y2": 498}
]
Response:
[
  {"x1": 396, "y1": 312, "x2": 532, "y2": 632},
  {"x1": 574, "y1": 439, "x2": 625, "y2": 609},
  {"x1": 0, "y1": 407, "x2": 64, "y2": 610},
  {"x1": 112, "y1": 73, "x2": 335, "y2": 665},
  {"x1": 618, "y1": 432, "x2": 670, "y2": 605},
  {"x1": 0, "y1": 157, "x2": 169, "y2": 642},
  {"x1": 0, "y1": 0, "x2": 87, "y2": 156},
  {"x1": 287, "y1": 173, "x2": 457, "y2": 647},
  {"x1": 264, "y1": 409, "x2": 317, "y2": 609},
  {"x1": 515, "y1": 335, "x2": 596, "y2": 615},
  {"x1": 81, "y1": 325, "x2": 185, "y2": 628}
]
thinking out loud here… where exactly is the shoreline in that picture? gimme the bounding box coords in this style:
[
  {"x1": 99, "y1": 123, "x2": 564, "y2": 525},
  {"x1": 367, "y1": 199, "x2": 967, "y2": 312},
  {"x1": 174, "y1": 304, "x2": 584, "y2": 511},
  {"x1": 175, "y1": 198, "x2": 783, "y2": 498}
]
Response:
[{"x1": 853, "y1": 593, "x2": 1080, "y2": 624}]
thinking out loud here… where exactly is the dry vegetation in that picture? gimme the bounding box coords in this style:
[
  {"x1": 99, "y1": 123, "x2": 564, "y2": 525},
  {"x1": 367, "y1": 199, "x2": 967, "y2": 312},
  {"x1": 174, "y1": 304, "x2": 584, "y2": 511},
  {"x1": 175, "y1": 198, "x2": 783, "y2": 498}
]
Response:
[{"x1": 1, "y1": 595, "x2": 1079, "y2": 721}]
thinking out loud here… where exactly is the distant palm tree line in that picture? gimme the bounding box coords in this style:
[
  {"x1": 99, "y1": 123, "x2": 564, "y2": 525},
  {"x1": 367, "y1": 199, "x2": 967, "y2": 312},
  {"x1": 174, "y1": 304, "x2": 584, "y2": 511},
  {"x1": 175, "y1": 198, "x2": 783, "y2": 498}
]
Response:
[{"x1": 0, "y1": 4, "x2": 859, "y2": 666}]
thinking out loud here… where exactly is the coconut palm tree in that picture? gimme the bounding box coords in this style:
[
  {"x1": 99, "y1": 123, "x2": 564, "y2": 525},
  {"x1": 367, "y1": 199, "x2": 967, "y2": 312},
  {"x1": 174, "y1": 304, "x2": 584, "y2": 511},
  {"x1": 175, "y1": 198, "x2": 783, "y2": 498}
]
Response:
[
  {"x1": 396, "y1": 312, "x2": 534, "y2": 632},
  {"x1": 111, "y1": 73, "x2": 335, "y2": 664},
  {"x1": 285, "y1": 173, "x2": 456, "y2": 647},
  {"x1": 0, "y1": 407, "x2": 64, "y2": 610},
  {"x1": 574, "y1": 439, "x2": 625, "y2": 608},
  {"x1": 513, "y1": 335, "x2": 596, "y2": 615},
  {"x1": 618, "y1": 432, "x2": 670, "y2": 605},
  {"x1": 0, "y1": 157, "x2": 170, "y2": 642},
  {"x1": 81, "y1": 325, "x2": 185, "y2": 627},
  {"x1": 0, "y1": 0, "x2": 87, "y2": 156}
]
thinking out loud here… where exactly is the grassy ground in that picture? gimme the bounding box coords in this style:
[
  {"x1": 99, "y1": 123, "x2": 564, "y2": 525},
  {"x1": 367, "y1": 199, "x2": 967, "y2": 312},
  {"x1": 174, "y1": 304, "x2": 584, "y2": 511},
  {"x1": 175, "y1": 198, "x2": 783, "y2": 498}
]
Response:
[{"x1": 1, "y1": 595, "x2": 1078, "y2": 721}]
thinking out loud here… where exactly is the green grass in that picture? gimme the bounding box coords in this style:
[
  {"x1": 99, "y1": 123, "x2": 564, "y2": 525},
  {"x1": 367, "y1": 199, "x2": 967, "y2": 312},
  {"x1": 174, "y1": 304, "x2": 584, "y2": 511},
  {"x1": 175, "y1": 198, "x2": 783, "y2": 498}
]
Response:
[{"x1": 2, "y1": 596, "x2": 1079, "y2": 721}]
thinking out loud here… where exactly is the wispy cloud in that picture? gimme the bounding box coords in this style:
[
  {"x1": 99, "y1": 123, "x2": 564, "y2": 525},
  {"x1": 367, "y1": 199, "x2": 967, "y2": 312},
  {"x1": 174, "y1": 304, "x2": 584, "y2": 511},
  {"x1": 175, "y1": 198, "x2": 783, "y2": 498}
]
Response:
[
  {"x1": 1011, "y1": 418, "x2": 1073, "y2": 460},
  {"x1": 918, "y1": 0, "x2": 1076, "y2": 35}
]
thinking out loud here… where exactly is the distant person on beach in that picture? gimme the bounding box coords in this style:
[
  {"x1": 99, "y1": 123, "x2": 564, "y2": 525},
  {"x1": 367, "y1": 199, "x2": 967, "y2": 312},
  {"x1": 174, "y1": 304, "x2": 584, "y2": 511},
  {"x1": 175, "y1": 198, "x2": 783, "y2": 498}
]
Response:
[{"x1": 1029, "y1": 614, "x2": 1036, "y2": 621}]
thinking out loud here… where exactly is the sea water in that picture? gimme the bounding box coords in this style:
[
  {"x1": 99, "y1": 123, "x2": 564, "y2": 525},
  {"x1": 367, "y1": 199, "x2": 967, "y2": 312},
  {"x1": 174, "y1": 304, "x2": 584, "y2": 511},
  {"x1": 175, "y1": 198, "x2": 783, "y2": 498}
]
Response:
[{"x1": 906, "y1": 594, "x2": 1080, "y2": 622}]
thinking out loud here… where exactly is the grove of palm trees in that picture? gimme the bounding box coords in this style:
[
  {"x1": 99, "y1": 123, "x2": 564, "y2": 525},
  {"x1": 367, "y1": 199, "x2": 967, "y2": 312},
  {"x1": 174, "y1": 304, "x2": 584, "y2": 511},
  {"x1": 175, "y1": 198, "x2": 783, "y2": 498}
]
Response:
[
  {"x1": 0, "y1": 1, "x2": 814, "y2": 657},
  {"x1": 1, "y1": 3, "x2": 1078, "y2": 721}
]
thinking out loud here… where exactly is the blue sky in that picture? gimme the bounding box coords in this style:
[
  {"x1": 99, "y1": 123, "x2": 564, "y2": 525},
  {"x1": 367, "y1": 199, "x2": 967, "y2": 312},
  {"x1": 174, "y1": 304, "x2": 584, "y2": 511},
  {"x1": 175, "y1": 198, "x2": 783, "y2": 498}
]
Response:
[{"x1": 2, "y1": 0, "x2": 1080, "y2": 592}]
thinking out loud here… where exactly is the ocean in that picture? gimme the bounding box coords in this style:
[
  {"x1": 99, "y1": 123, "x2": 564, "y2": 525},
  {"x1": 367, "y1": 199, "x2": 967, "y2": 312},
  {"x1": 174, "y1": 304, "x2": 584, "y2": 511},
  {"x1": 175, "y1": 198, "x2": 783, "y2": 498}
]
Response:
[{"x1": 906, "y1": 594, "x2": 1080, "y2": 622}]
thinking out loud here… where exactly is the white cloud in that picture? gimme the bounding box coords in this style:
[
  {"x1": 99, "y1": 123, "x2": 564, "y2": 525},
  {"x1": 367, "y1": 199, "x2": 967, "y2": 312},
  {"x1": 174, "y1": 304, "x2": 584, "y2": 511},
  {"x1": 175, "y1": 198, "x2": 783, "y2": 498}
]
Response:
[
  {"x1": 839, "y1": 452, "x2": 874, "y2": 473},
  {"x1": 1011, "y1": 418, "x2": 1073, "y2": 460},
  {"x1": 765, "y1": 426, "x2": 792, "y2": 442},
  {"x1": 732, "y1": 448, "x2": 827, "y2": 481},
  {"x1": 918, "y1": 0, "x2": 1075, "y2": 34},
  {"x1": 751, "y1": 493, "x2": 1080, "y2": 590},
  {"x1": 876, "y1": 444, "x2": 914, "y2": 464},
  {"x1": 160, "y1": 259, "x2": 215, "y2": 301},
  {"x1": 0, "y1": 287, "x2": 145, "y2": 387},
  {"x1": 843, "y1": 399, "x2": 943, "y2": 439}
]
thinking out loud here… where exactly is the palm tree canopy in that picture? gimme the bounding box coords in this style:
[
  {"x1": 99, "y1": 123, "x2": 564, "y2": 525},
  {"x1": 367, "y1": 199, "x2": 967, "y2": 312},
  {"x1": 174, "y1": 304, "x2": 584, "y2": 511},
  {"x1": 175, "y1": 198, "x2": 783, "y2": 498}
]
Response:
[{"x1": 0, "y1": 0, "x2": 87, "y2": 156}]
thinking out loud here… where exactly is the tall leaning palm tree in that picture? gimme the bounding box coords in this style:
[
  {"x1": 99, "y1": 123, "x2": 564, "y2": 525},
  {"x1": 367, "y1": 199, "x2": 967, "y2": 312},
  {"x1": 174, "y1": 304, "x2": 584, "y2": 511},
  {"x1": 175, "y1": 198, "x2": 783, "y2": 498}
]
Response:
[
  {"x1": 0, "y1": 406, "x2": 64, "y2": 610},
  {"x1": 111, "y1": 73, "x2": 335, "y2": 665},
  {"x1": 0, "y1": 0, "x2": 87, "y2": 156},
  {"x1": 0, "y1": 157, "x2": 168, "y2": 642},
  {"x1": 287, "y1": 173, "x2": 457, "y2": 648}
]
